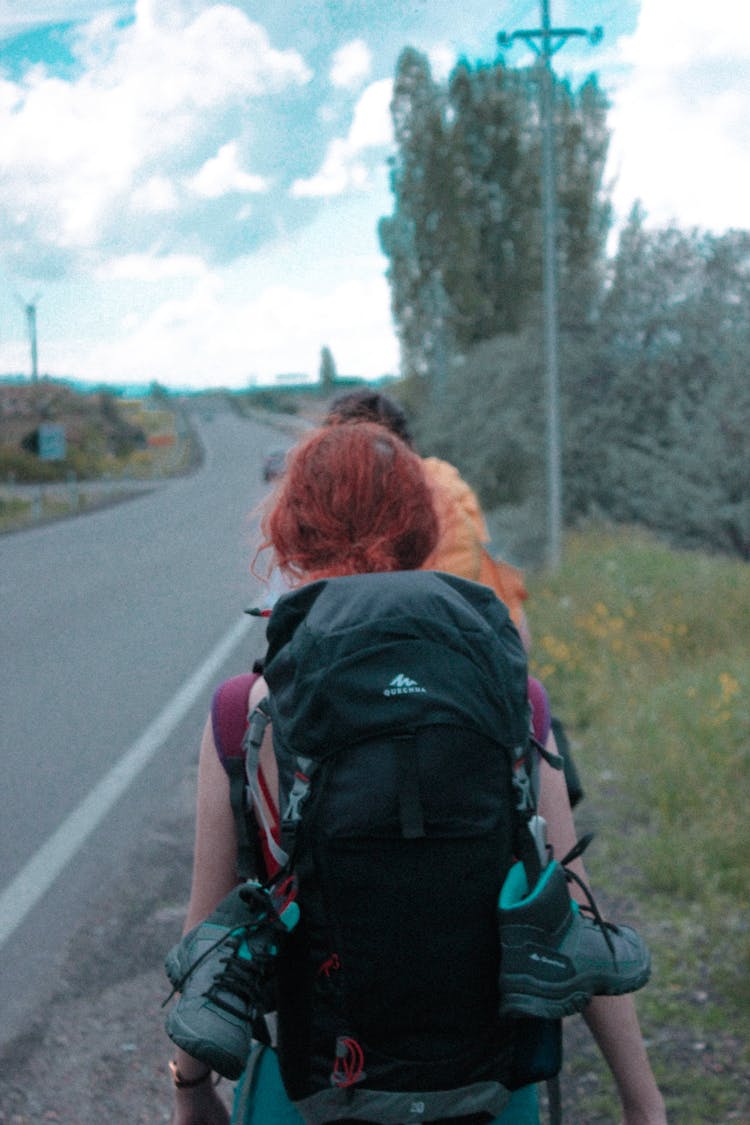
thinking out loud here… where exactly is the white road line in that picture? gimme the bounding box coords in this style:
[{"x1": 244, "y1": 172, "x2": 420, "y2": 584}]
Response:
[{"x1": 0, "y1": 613, "x2": 255, "y2": 949}]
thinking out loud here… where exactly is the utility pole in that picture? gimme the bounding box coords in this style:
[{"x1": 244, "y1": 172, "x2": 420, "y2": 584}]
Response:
[
  {"x1": 498, "y1": 4, "x2": 602, "y2": 569},
  {"x1": 26, "y1": 301, "x2": 39, "y2": 382},
  {"x1": 12, "y1": 288, "x2": 41, "y2": 381},
  {"x1": 429, "y1": 273, "x2": 450, "y2": 401}
]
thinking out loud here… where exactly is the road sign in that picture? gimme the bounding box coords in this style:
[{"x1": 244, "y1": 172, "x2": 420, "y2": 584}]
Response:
[{"x1": 38, "y1": 424, "x2": 66, "y2": 461}]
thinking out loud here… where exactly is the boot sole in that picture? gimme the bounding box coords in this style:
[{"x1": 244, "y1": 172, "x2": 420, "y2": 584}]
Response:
[
  {"x1": 499, "y1": 962, "x2": 651, "y2": 1020},
  {"x1": 499, "y1": 989, "x2": 591, "y2": 1019},
  {"x1": 165, "y1": 1007, "x2": 249, "y2": 1081}
]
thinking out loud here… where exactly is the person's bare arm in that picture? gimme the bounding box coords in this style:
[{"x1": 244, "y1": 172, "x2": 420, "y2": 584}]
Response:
[
  {"x1": 169, "y1": 714, "x2": 241, "y2": 1124},
  {"x1": 182, "y1": 714, "x2": 240, "y2": 931},
  {"x1": 537, "y1": 732, "x2": 667, "y2": 1124},
  {"x1": 583, "y1": 994, "x2": 667, "y2": 1124}
]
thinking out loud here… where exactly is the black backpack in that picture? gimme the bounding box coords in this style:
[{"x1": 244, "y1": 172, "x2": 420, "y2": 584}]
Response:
[{"x1": 242, "y1": 569, "x2": 562, "y2": 1125}]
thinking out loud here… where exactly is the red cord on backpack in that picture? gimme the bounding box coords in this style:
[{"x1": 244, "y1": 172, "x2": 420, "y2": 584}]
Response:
[
  {"x1": 331, "y1": 1036, "x2": 365, "y2": 1088},
  {"x1": 318, "y1": 952, "x2": 341, "y2": 978},
  {"x1": 270, "y1": 873, "x2": 298, "y2": 915}
]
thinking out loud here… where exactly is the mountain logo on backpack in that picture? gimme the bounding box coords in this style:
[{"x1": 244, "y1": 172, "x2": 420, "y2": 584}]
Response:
[{"x1": 384, "y1": 673, "x2": 427, "y2": 696}]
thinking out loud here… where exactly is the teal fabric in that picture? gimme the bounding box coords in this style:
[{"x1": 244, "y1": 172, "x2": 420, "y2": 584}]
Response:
[
  {"x1": 496, "y1": 1082, "x2": 539, "y2": 1124},
  {"x1": 231, "y1": 1045, "x2": 302, "y2": 1124},
  {"x1": 231, "y1": 1046, "x2": 539, "y2": 1124}
]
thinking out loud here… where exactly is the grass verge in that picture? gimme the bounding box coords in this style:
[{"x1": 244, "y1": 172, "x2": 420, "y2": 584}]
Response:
[{"x1": 526, "y1": 526, "x2": 749, "y2": 1121}]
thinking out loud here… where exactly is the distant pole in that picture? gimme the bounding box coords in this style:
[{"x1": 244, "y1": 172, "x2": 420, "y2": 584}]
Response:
[
  {"x1": 498, "y1": 5, "x2": 602, "y2": 569},
  {"x1": 538, "y1": 0, "x2": 562, "y2": 569},
  {"x1": 26, "y1": 302, "x2": 39, "y2": 382},
  {"x1": 429, "y1": 272, "x2": 450, "y2": 401}
]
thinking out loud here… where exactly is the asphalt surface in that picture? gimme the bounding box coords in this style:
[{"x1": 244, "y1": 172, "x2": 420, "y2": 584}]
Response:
[{"x1": 0, "y1": 403, "x2": 292, "y2": 1053}]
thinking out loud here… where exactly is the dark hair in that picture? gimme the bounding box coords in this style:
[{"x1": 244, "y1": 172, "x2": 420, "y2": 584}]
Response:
[
  {"x1": 260, "y1": 422, "x2": 437, "y2": 582},
  {"x1": 325, "y1": 389, "x2": 413, "y2": 446}
]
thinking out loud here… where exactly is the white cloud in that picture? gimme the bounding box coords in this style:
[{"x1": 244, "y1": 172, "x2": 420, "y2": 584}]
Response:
[
  {"x1": 348, "y1": 78, "x2": 393, "y2": 149},
  {"x1": 0, "y1": 4, "x2": 310, "y2": 264},
  {"x1": 330, "y1": 38, "x2": 372, "y2": 90},
  {"x1": 0, "y1": 2, "x2": 117, "y2": 36},
  {"x1": 291, "y1": 139, "x2": 368, "y2": 199},
  {"x1": 187, "y1": 142, "x2": 269, "y2": 199},
  {"x1": 291, "y1": 78, "x2": 393, "y2": 198},
  {"x1": 130, "y1": 175, "x2": 179, "y2": 213},
  {"x1": 619, "y1": 0, "x2": 750, "y2": 68},
  {"x1": 97, "y1": 252, "x2": 209, "y2": 281},
  {"x1": 119, "y1": 4, "x2": 311, "y2": 112},
  {"x1": 62, "y1": 271, "x2": 398, "y2": 388},
  {"x1": 609, "y1": 0, "x2": 750, "y2": 232}
]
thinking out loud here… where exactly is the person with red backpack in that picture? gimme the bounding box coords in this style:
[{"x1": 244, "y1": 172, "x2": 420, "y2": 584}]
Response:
[{"x1": 164, "y1": 423, "x2": 665, "y2": 1125}]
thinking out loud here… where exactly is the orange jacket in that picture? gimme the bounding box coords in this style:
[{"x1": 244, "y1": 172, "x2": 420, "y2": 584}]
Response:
[{"x1": 421, "y1": 457, "x2": 528, "y2": 631}]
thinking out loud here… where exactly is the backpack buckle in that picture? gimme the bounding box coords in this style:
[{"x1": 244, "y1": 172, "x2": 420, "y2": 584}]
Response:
[{"x1": 282, "y1": 756, "x2": 314, "y2": 823}]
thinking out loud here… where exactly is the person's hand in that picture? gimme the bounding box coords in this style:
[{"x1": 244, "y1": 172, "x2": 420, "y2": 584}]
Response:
[{"x1": 169, "y1": 1080, "x2": 231, "y2": 1125}]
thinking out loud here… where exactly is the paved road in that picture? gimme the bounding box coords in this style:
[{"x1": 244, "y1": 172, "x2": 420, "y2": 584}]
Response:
[{"x1": 0, "y1": 404, "x2": 294, "y2": 1048}]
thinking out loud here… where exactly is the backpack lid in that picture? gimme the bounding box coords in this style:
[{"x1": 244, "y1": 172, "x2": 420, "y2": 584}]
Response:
[{"x1": 264, "y1": 570, "x2": 529, "y2": 760}]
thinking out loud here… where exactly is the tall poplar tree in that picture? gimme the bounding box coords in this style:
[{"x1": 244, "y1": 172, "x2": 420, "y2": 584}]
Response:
[
  {"x1": 380, "y1": 49, "x2": 612, "y2": 377},
  {"x1": 379, "y1": 48, "x2": 452, "y2": 380},
  {"x1": 319, "y1": 345, "x2": 337, "y2": 390}
]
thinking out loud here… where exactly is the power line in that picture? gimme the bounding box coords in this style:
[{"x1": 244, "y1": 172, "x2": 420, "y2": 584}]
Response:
[{"x1": 498, "y1": 2, "x2": 602, "y2": 570}]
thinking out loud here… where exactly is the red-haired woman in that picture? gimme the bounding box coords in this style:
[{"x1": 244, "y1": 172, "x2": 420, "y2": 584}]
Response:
[
  {"x1": 166, "y1": 424, "x2": 665, "y2": 1125},
  {"x1": 261, "y1": 422, "x2": 439, "y2": 581},
  {"x1": 323, "y1": 389, "x2": 531, "y2": 646}
]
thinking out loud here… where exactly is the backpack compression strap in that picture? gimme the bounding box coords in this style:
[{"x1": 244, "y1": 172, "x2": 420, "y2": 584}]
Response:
[{"x1": 242, "y1": 698, "x2": 292, "y2": 876}]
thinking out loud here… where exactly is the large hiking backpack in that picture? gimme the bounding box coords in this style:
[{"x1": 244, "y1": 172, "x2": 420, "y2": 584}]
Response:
[{"x1": 234, "y1": 569, "x2": 562, "y2": 1125}]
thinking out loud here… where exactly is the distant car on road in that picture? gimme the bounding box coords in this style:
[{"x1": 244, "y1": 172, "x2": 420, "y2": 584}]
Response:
[{"x1": 262, "y1": 448, "x2": 287, "y2": 482}]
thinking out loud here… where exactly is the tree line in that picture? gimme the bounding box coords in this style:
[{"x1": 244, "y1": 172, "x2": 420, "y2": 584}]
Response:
[{"x1": 378, "y1": 49, "x2": 750, "y2": 561}]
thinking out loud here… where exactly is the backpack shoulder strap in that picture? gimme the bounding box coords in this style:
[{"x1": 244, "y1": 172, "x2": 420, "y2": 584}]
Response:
[
  {"x1": 528, "y1": 676, "x2": 551, "y2": 746},
  {"x1": 211, "y1": 672, "x2": 263, "y2": 880},
  {"x1": 212, "y1": 673, "x2": 258, "y2": 763}
]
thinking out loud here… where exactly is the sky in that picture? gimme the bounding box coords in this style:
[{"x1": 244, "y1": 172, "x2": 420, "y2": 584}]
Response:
[{"x1": 0, "y1": 0, "x2": 748, "y2": 390}]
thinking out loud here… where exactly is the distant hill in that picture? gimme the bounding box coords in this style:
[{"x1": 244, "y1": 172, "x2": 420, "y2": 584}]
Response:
[{"x1": 0, "y1": 378, "x2": 193, "y2": 482}]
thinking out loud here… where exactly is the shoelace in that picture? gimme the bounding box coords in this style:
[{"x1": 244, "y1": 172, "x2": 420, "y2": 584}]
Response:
[
  {"x1": 559, "y1": 833, "x2": 619, "y2": 963},
  {"x1": 161, "y1": 918, "x2": 275, "y2": 1009},
  {"x1": 205, "y1": 925, "x2": 282, "y2": 1018},
  {"x1": 162, "y1": 881, "x2": 294, "y2": 1010}
]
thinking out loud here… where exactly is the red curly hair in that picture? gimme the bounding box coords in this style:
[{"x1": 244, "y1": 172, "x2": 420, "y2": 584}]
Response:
[{"x1": 259, "y1": 422, "x2": 439, "y2": 581}]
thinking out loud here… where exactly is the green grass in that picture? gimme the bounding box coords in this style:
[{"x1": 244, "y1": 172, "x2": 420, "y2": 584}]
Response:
[
  {"x1": 527, "y1": 526, "x2": 749, "y2": 1120},
  {"x1": 0, "y1": 490, "x2": 131, "y2": 529}
]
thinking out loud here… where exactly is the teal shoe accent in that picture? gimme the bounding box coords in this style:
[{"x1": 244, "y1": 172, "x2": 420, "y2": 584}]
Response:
[{"x1": 500, "y1": 860, "x2": 560, "y2": 911}]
